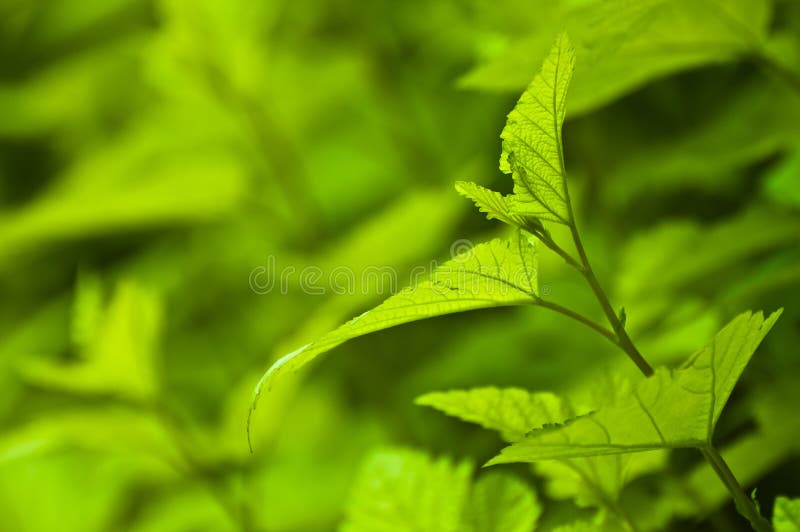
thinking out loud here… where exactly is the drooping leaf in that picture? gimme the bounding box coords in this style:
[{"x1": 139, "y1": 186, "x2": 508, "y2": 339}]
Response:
[
  {"x1": 487, "y1": 310, "x2": 781, "y2": 465},
  {"x1": 249, "y1": 231, "x2": 539, "y2": 444},
  {"x1": 465, "y1": 473, "x2": 541, "y2": 532},
  {"x1": 774, "y1": 497, "x2": 800, "y2": 532},
  {"x1": 501, "y1": 32, "x2": 575, "y2": 225}
]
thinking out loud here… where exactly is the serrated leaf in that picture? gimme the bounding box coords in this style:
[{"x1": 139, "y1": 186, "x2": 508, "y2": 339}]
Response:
[
  {"x1": 417, "y1": 387, "x2": 576, "y2": 443},
  {"x1": 340, "y1": 448, "x2": 474, "y2": 532},
  {"x1": 341, "y1": 448, "x2": 540, "y2": 532},
  {"x1": 774, "y1": 497, "x2": 800, "y2": 532},
  {"x1": 465, "y1": 473, "x2": 541, "y2": 532},
  {"x1": 500, "y1": 32, "x2": 574, "y2": 225},
  {"x1": 487, "y1": 310, "x2": 781, "y2": 465},
  {"x1": 250, "y1": 231, "x2": 538, "y2": 444},
  {"x1": 417, "y1": 386, "x2": 664, "y2": 510},
  {"x1": 455, "y1": 181, "x2": 534, "y2": 229}
]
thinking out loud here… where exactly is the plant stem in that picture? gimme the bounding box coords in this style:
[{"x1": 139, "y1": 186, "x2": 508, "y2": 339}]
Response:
[
  {"x1": 701, "y1": 446, "x2": 773, "y2": 532},
  {"x1": 568, "y1": 224, "x2": 654, "y2": 377},
  {"x1": 535, "y1": 298, "x2": 618, "y2": 345}
]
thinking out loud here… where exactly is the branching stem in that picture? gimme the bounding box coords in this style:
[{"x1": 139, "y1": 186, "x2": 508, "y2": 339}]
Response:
[
  {"x1": 535, "y1": 298, "x2": 618, "y2": 345},
  {"x1": 546, "y1": 186, "x2": 769, "y2": 530},
  {"x1": 565, "y1": 221, "x2": 654, "y2": 376}
]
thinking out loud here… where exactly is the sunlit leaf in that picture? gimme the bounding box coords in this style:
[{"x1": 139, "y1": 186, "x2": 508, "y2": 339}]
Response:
[
  {"x1": 455, "y1": 181, "x2": 532, "y2": 229},
  {"x1": 249, "y1": 230, "x2": 538, "y2": 446},
  {"x1": 487, "y1": 310, "x2": 781, "y2": 465},
  {"x1": 417, "y1": 386, "x2": 663, "y2": 510},
  {"x1": 501, "y1": 32, "x2": 574, "y2": 225}
]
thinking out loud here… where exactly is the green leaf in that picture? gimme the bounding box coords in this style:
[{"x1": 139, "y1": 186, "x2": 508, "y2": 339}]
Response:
[
  {"x1": 774, "y1": 497, "x2": 800, "y2": 532},
  {"x1": 250, "y1": 231, "x2": 539, "y2": 445},
  {"x1": 19, "y1": 281, "x2": 162, "y2": 401},
  {"x1": 417, "y1": 386, "x2": 664, "y2": 510},
  {"x1": 416, "y1": 387, "x2": 576, "y2": 443},
  {"x1": 341, "y1": 448, "x2": 540, "y2": 532},
  {"x1": 500, "y1": 32, "x2": 575, "y2": 225},
  {"x1": 487, "y1": 310, "x2": 781, "y2": 465},
  {"x1": 455, "y1": 181, "x2": 534, "y2": 229},
  {"x1": 465, "y1": 473, "x2": 541, "y2": 532},
  {"x1": 461, "y1": 0, "x2": 771, "y2": 116},
  {"x1": 341, "y1": 448, "x2": 474, "y2": 532}
]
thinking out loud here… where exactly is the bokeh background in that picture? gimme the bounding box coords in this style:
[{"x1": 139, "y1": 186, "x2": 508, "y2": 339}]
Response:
[{"x1": 0, "y1": 0, "x2": 799, "y2": 530}]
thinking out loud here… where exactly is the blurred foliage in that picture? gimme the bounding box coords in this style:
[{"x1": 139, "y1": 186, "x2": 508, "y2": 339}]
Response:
[{"x1": 0, "y1": 0, "x2": 798, "y2": 531}]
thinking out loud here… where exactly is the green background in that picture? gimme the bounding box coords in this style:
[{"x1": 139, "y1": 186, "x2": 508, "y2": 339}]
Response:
[{"x1": 0, "y1": 0, "x2": 798, "y2": 530}]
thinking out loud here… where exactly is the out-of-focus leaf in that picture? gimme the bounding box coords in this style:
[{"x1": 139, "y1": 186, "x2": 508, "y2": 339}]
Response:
[
  {"x1": 462, "y1": 0, "x2": 772, "y2": 116},
  {"x1": 465, "y1": 473, "x2": 541, "y2": 532},
  {"x1": 341, "y1": 448, "x2": 540, "y2": 532},
  {"x1": 20, "y1": 281, "x2": 162, "y2": 400},
  {"x1": 774, "y1": 497, "x2": 800, "y2": 532},
  {"x1": 341, "y1": 448, "x2": 473, "y2": 532},
  {"x1": 764, "y1": 147, "x2": 800, "y2": 208},
  {"x1": 605, "y1": 81, "x2": 800, "y2": 208},
  {"x1": 0, "y1": 407, "x2": 182, "y2": 470},
  {"x1": 617, "y1": 209, "x2": 800, "y2": 318}
]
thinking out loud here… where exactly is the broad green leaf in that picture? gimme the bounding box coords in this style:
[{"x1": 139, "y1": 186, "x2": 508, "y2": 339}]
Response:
[
  {"x1": 604, "y1": 80, "x2": 800, "y2": 209},
  {"x1": 417, "y1": 386, "x2": 663, "y2": 509},
  {"x1": 465, "y1": 473, "x2": 541, "y2": 532},
  {"x1": 500, "y1": 33, "x2": 575, "y2": 225},
  {"x1": 249, "y1": 230, "x2": 538, "y2": 442},
  {"x1": 461, "y1": 0, "x2": 771, "y2": 116},
  {"x1": 487, "y1": 310, "x2": 781, "y2": 465},
  {"x1": 774, "y1": 497, "x2": 800, "y2": 532},
  {"x1": 416, "y1": 387, "x2": 576, "y2": 442},
  {"x1": 341, "y1": 448, "x2": 473, "y2": 532},
  {"x1": 341, "y1": 448, "x2": 540, "y2": 532}
]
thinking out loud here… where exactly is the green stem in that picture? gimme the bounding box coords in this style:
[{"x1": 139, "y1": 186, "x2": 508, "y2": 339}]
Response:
[
  {"x1": 535, "y1": 298, "x2": 618, "y2": 345},
  {"x1": 568, "y1": 224, "x2": 654, "y2": 377},
  {"x1": 701, "y1": 446, "x2": 773, "y2": 532}
]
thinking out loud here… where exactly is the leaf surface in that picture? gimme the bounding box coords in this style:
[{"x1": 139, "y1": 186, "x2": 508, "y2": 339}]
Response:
[
  {"x1": 465, "y1": 473, "x2": 541, "y2": 532},
  {"x1": 500, "y1": 32, "x2": 574, "y2": 225},
  {"x1": 341, "y1": 448, "x2": 540, "y2": 532},
  {"x1": 417, "y1": 386, "x2": 664, "y2": 509},
  {"x1": 250, "y1": 231, "x2": 538, "y2": 442},
  {"x1": 774, "y1": 497, "x2": 800, "y2": 532},
  {"x1": 487, "y1": 310, "x2": 781, "y2": 465},
  {"x1": 462, "y1": 0, "x2": 771, "y2": 116}
]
